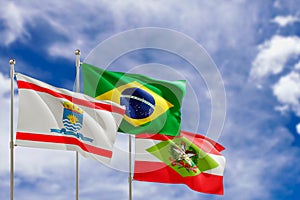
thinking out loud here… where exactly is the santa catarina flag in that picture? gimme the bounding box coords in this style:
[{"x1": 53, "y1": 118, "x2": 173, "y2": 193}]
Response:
[
  {"x1": 134, "y1": 131, "x2": 226, "y2": 195},
  {"x1": 81, "y1": 63, "x2": 186, "y2": 136},
  {"x1": 16, "y1": 73, "x2": 125, "y2": 164}
]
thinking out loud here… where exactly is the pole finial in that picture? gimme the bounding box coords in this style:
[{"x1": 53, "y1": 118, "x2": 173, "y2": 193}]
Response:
[
  {"x1": 75, "y1": 49, "x2": 81, "y2": 55},
  {"x1": 9, "y1": 59, "x2": 16, "y2": 65}
]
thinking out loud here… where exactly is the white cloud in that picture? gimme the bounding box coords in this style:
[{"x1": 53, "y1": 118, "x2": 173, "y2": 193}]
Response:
[
  {"x1": 250, "y1": 35, "x2": 300, "y2": 79},
  {"x1": 273, "y1": 71, "x2": 300, "y2": 105},
  {"x1": 0, "y1": 1, "x2": 32, "y2": 45},
  {"x1": 0, "y1": 1, "x2": 258, "y2": 61},
  {"x1": 272, "y1": 71, "x2": 300, "y2": 120},
  {"x1": 295, "y1": 61, "x2": 300, "y2": 70},
  {"x1": 272, "y1": 15, "x2": 299, "y2": 27},
  {"x1": 296, "y1": 123, "x2": 300, "y2": 134},
  {"x1": 0, "y1": 73, "x2": 15, "y2": 200},
  {"x1": 0, "y1": 73, "x2": 10, "y2": 98},
  {"x1": 274, "y1": 104, "x2": 289, "y2": 115},
  {"x1": 0, "y1": 73, "x2": 12, "y2": 174}
]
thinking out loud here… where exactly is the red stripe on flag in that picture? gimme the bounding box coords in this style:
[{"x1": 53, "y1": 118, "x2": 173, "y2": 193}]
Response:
[
  {"x1": 136, "y1": 132, "x2": 224, "y2": 155},
  {"x1": 16, "y1": 132, "x2": 112, "y2": 158},
  {"x1": 17, "y1": 80, "x2": 125, "y2": 115},
  {"x1": 181, "y1": 131, "x2": 225, "y2": 152},
  {"x1": 134, "y1": 161, "x2": 224, "y2": 195}
]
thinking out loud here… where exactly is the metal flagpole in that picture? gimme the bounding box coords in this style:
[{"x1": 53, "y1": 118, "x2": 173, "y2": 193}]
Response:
[
  {"x1": 75, "y1": 49, "x2": 81, "y2": 200},
  {"x1": 128, "y1": 135, "x2": 133, "y2": 200},
  {"x1": 9, "y1": 59, "x2": 15, "y2": 200}
]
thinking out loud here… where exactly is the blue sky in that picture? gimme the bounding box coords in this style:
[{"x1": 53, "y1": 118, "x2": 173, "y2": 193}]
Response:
[{"x1": 1, "y1": 0, "x2": 300, "y2": 199}]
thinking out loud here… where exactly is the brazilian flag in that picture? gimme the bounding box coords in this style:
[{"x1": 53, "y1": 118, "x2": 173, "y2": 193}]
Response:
[{"x1": 81, "y1": 63, "x2": 186, "y2": 136}]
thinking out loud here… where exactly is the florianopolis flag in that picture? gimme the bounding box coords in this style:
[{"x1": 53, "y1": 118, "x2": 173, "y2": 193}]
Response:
[
  {"x1": 16, "y1": 73, "x2": 125, "y2": 164},
  {"x1": 82, "y1": 63, "x2": 186, "y2": 136},
  {"x1": 134, "y1": 131, "x2": 226, "y2": 195}
]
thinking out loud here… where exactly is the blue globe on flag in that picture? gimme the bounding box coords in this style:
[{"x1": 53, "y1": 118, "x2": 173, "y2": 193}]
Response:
[{"x1": 120, "y1": 87, "x2": 155, "y2": 119}]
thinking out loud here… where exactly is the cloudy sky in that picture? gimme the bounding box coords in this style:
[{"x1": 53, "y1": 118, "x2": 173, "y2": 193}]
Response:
[{"x1": 1, "y1": 0, "x2": 300, "y2": 199}]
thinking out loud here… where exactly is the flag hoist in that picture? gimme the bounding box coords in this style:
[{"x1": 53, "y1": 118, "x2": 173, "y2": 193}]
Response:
[
  {"x1": 75, "y1": 49, "x2": 80, "y2": 200},
  {"x1": 129, "y1": 134, "x2": 133, "y2": 200},
  {"x1": 10, "y1": 59, "x2": 15, "y2": 200}
]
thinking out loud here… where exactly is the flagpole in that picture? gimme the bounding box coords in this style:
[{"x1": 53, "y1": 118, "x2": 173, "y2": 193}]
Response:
[
  {"x1": 9, "y1": 59, "x2": 15, "y2": 200},
  {"x1": 129, "y1": 134, "x2": 133, "y2": 200},
  {"x1": 75, "y1": 49, "x2": 81, "y2": 200}
]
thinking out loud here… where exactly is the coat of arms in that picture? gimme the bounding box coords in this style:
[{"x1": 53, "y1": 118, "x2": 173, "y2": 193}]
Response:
[
  {"x1": 146, "y1": 137, "x2": 219, "y2": 177},
  {"x1": 50, "y1": 101, "x2": 93, "y2": 143}
]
